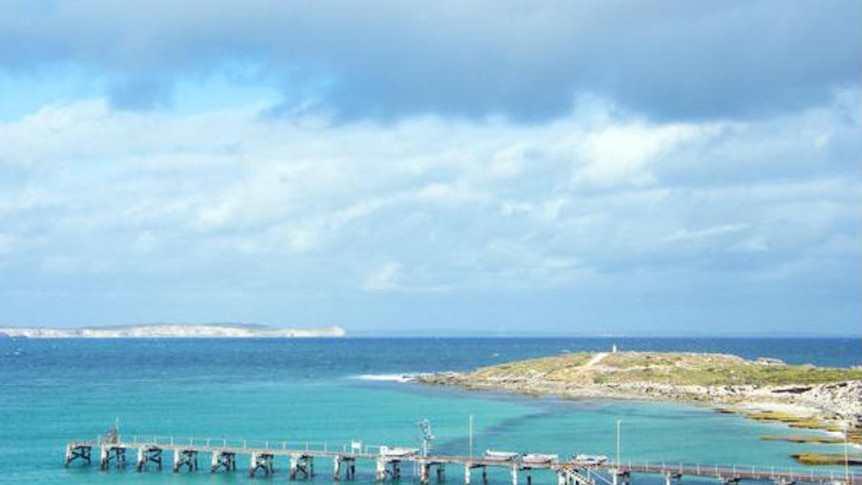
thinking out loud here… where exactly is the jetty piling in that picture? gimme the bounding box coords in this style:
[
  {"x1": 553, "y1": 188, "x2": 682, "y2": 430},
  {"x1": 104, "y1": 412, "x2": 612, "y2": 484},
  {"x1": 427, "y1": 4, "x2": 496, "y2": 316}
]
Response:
[
  {"x1": 135, "y1": 445, "x2": 163, "y2": 471},
  {"x1": 290, "y1": 453, "x2": 315, "y2": 479},
  {"x1": 250, "y1": 451, "x2": 274, "y2": 477},
  {"x1": 419, "y1": 460, "x2": 447, "y2": 484},
  {"x1": 99, "y1": 444, "x2": 126, "y2": 470},
  {"x1": 211, "y1": 449, "x2": 237, "y2": 472},
  {"x1": 64, "y1": 443, "x2": 92, "y2": 467},
  {"x1": 172, "y1": 449, "x2": 198, "y2": 472}
]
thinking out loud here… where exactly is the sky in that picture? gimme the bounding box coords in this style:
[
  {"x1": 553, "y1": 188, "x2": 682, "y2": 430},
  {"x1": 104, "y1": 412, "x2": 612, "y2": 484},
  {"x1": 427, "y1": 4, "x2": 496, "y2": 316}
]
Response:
[{"x1": 0, "y1": 1, "x2": 860, "y2": 336}]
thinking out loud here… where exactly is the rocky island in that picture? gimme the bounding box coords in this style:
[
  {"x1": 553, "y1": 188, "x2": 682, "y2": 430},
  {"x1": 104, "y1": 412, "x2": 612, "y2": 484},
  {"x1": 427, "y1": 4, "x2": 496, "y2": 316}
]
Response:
[
  {"x1": 0, "y1": 323, "x2": 346, "y2": 338},
  {"x1": 417, "y1": 351, "x2": 862, "y2": 453}
]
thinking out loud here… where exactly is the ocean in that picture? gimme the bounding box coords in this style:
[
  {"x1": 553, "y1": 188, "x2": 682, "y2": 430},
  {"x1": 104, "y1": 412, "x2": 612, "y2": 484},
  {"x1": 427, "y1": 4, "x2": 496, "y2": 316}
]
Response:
[{"x1": 1, "y1": 337, "x2": 859, "y2": 485}]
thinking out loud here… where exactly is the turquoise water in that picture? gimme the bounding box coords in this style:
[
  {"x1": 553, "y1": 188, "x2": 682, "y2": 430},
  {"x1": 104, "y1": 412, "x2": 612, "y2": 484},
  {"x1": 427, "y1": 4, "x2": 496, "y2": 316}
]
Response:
[{"x1": 1, "y1": 337, "x2": 859, "y2": 485}]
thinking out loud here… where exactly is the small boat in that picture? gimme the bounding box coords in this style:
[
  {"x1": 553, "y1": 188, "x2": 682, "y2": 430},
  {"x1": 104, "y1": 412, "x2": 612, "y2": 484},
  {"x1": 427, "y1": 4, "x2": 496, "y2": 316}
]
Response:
[
  {"x1": 572, "y1": 454, "x2": 608, "y2": 465},
  {"x1": 379, "y1": 446, "x2": 418, "y2": 457},
  {"x1": 484, "y1": 450, "x2": 521, "y2": 461},
  {"x1": 522, "y1": 453, "x2": 559, "y2": 464}
]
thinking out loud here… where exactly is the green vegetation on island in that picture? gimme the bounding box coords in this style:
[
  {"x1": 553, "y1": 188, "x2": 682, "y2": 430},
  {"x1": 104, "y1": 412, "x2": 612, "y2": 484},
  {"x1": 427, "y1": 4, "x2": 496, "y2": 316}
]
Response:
[
  {"x1": 418, "y1": 351, "x2": 862, "y2": 452},
  {"x1": 468, "y1": 351, "x2": 862, "y2": 386}
]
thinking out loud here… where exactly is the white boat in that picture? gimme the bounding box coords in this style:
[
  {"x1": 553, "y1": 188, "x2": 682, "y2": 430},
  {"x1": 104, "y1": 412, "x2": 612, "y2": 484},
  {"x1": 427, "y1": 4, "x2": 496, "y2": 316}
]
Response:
[
  {"x1": 522, "y1": 453, "x2": 558, "y2": 464},
  {"x1": 484, "y1": 450, "x2": 521, "y2": 461},
  {"x1": 379, "y1": 446, "x2": 418, "y2": 457},
  {"x1": 572, "y1": 454, "x2": 608, "y2": 465}
]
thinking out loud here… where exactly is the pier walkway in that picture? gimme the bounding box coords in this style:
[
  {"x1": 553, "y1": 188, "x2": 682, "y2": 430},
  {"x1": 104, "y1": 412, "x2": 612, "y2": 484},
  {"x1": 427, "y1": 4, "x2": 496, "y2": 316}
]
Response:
[{"x1": 65, "y1": 435, "x2": 860, "y2": 485}]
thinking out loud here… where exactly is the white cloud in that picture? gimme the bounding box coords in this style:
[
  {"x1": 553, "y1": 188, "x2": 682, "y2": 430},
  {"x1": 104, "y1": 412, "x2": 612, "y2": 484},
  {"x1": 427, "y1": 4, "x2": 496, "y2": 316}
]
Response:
[
  {"x1": 0, "y1": 92, "x2": 858, "y2": 332},
  {"x1": 362, "y1": 262, "x2": 401, "y2": 291},
  {"x1": 664, "y1": 224, "x2": 749, "y2": 243},
  {"x1": 574, "y1": 123, "x2": 720, "y2": 188}
]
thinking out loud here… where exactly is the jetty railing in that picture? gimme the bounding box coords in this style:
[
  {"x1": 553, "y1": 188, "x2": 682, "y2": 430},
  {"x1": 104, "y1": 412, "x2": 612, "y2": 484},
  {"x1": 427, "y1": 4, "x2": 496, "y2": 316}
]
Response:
[
  {"x1": 93, "y1": 435, "x2": 388, "y2": 456},
  {"x1": 66, "y1": 435, "x2": 861, "y2": 485}
]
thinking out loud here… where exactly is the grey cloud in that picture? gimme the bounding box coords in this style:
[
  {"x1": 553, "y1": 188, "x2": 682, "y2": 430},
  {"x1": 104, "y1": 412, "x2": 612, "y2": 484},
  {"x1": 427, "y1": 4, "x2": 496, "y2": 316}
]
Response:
[{"x1": 0, "y1": 0, "x2": 859, "y2": 120}]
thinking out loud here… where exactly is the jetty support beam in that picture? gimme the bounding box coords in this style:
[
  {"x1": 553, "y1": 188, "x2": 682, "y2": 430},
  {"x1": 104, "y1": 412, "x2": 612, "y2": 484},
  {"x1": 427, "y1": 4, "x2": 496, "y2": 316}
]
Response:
[
  {"x1": 343, "y1": 456, "x2": 356, "y2": 480},
  {"x1": 333, "y1": 455, "x2": 342, "y2": 481},
  {"x1": 558, "y1": 470, "x2": 571, "y2": 485},
  {"x1": 334, "y1": 455, "x2": 357, "y2": 481},
  {"x1": 136, "y1": 446, "x2": 163, "y2": 471},
  {"x1": 290, "y1": 453, "x2": 314, "y2": 480},
  {"x1": 211, "y1": 450, "x2": 236, "y2": 473},
  {"x1": 613, "y1": 470, "x2": 631, "y2": 485},
  {"x1": 376, "y1": 458, "x2": 387, "y2": 482},
  {"x1": 250, "y1": 451, "x2": 274, "y2": 478},
  {"x1": 65, "y1": 444, "x2": 92, "y2": 467},
  {"x1": 100, "y1": 445, "x2": 126, "y2": 470},
  {"x1": 421, "y1": 461, "x2": 431, "y2": 484},
  {"x1": 376, "y1": 458, "x2": 401, "y2": 481},
  {"x1": 173, "y1": 449, "x2": 199, "y2": 472}
]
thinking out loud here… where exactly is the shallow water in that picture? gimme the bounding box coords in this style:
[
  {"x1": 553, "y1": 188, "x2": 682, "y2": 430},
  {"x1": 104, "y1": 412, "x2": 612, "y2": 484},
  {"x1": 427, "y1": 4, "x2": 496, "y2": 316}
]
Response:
[{"x1": 1, "y1": 337, "x2": 859, "y2": 485}]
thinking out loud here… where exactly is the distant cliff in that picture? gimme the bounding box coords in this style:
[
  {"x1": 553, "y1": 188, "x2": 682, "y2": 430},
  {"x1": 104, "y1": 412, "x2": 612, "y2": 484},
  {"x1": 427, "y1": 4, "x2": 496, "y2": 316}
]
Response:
[{"x1": 0, "y1": 324, "x2": 346, "y2": 338}]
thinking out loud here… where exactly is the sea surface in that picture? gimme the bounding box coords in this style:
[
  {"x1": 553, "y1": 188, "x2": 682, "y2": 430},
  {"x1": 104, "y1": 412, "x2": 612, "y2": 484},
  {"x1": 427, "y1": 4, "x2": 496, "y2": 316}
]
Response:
[{"x1": 0, "y1": 337, "x2": 859, "y2": 485}]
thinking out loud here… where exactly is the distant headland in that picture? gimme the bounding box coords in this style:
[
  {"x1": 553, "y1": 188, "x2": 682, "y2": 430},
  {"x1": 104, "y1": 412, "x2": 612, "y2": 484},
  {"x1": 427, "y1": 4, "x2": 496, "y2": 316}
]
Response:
[
  {"x1": 0, "y1": 323, "x2": 346, "y2": 339},
  {"x1": 417, "y1": 350, "x2": 862, "y2": 447}
]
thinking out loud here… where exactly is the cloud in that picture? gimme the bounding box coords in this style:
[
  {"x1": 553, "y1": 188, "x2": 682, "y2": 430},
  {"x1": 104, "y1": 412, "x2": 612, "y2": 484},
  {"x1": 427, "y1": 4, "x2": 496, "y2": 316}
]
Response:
[
  {"x1": 664, "y1": 224, "x2": 749, "y2": 243},
  {"x1": 0, "y1": 91, "x2": 858, "y2": 333},
  {"x1": 0, "y1": 0, "x2": 858, "y2": 121},
  {"x1": 363, "y1": 262, "x2": 401, "y2": 291}
]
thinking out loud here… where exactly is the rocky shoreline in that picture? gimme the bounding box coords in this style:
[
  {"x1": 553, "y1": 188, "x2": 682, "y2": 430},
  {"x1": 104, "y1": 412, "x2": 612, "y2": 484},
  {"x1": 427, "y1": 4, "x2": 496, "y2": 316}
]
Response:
[{"x1": 415, "y1": 351, "x2": 862, "y2": 444}]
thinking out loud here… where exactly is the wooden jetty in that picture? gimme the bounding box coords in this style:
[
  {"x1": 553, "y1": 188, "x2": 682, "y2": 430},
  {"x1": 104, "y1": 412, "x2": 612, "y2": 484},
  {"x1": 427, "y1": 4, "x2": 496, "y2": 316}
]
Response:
[{"x1": 65, "y1": 434, "x2": 860, "y2": 485}]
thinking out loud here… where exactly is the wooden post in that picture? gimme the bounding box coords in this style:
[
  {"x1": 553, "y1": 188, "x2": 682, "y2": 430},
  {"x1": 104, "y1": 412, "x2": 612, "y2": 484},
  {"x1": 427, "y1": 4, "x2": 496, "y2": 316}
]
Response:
[
  {"x1": 334, "y1": 455, "x2": 342, "y2": 481},
  {"x1": 512, "y1": 464, "x2": 519, "y2": 485},
  {"x1": 250, "y1": 452, "x2": 274, "y2": 478},
  {"x1": 349, "y1": 458, "x2": 356, "y2": 480},
  {"x1": 65, "y1": 444, "x2": 92, "y2": 467},
  {"x1": 465, "y1": 464, "x2": 472, "y2": 485},
  {"x1": 421, "y1": 462, "x2": 430, "y2": 484},
  {"x1": 376, "y1": 458, "x2": 387, "y2": 481},
  {"x1": 100, "y1": 445, "x2": 109, "y2": 470},
  {"x1": 291, "y1": 453, "x2": 299, "y2": 479}
]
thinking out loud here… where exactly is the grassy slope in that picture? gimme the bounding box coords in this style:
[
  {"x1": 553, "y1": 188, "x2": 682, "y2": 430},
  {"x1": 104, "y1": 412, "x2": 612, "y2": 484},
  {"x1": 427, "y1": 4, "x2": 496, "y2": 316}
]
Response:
[{"x1": 470, "y1": 352, "x2": 862, "y2": 386}]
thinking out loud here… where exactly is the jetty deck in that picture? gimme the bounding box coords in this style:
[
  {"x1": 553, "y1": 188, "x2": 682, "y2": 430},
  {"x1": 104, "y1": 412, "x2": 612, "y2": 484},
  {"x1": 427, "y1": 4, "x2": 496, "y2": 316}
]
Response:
[{"x1": 65, "y1": 435, "x2": 860, "y2": 485}]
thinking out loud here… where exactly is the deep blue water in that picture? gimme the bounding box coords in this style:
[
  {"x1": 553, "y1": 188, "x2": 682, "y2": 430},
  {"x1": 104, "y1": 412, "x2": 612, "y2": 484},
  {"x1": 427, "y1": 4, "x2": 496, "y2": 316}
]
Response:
[{"x1": 0, "y1": 337, "x2": 859, "y2": 485}]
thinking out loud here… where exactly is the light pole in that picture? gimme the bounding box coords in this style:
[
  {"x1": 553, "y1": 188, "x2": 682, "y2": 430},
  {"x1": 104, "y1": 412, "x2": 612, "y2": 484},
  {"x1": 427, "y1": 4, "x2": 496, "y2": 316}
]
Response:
[{"x1": 616, "y1": 419, "x2": 622, "y2": 465}]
